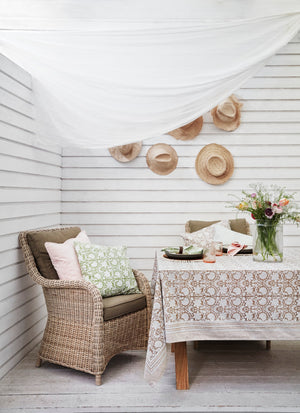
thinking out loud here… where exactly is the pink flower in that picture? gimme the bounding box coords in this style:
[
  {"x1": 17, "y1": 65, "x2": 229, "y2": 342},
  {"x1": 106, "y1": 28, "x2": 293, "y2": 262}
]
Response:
[
  {"x1": 272, "y1": 204, "x2": 283, "y2": 214},
  {"x1": 251, "y1": 193, "x2": 256, "y2": 198},
  {"x1": 279, "y1": 198, "x2": 289, "y2": 207}
]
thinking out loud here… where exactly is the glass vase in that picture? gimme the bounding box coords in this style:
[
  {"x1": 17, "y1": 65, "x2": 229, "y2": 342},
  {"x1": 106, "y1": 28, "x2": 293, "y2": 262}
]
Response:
[{"x1": 253, "y1": 222, "x2": 283, "y2": 262}]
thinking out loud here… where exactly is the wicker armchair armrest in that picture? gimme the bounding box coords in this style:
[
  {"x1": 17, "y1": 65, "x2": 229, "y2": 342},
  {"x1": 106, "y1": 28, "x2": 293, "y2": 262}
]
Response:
[
  {"x1": 133, "y1": 269, "x2": 151, "y2": 299},
  {"x1": 24, "y1": 259, "x2": 103, "y2": 325},
  {"x1": 43, "y1": 281, "x2": 103, "y2": 327},
  {"x1": 43, "y1": 278, "x2": 102, "y2": 308},
  {"x1": 132, "y1": 269, "x2": 152, "y2": 327}
]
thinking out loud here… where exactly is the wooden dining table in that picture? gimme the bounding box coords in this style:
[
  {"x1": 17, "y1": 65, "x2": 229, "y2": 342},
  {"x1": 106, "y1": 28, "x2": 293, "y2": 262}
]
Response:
[{"x1": 144, "y1": 249, "x2": 300, "y2": 390}]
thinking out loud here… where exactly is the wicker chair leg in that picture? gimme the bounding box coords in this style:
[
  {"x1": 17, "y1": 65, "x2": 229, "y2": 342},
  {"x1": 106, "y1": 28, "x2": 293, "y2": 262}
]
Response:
[
  {"x1": 35, "y1": 357, "x2": 42, "y2": 367},
  {"x1": 95, "y1": 375, "x2": 102, "y2": 386},
  {"x1": 266, "y1": 340, "x2": 271, "y2": 350}
]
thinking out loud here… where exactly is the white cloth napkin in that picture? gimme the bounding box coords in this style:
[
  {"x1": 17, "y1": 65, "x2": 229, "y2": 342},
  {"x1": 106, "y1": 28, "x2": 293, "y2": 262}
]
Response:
[{"x1": 227, "y1": 242, "x2": 248, "y2": 256}]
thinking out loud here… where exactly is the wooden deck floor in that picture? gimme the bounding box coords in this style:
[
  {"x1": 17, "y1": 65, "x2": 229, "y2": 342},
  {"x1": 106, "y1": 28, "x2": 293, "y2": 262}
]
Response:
[{"x1": 1, "y1": 341, "x2": 300, "y2": 412}]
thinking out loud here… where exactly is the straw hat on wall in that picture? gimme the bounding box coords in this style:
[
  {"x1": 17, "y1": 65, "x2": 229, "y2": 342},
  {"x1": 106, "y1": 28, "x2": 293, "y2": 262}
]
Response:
[
  {"x1": 211, "y1": 95, "x2": 242, "y2": 131},
  {"x1": 146, "y1": 143, "x2": 178, "y2": 175},
  {"x1": 168, "y1": 117, "x2": 203, "y2": 140},
  {"x1": 109, "y1": 142, "x2": 142, "y2": 162},
  {"x1": 195, "y1": 143, "x2": 234, "y2": 185}
]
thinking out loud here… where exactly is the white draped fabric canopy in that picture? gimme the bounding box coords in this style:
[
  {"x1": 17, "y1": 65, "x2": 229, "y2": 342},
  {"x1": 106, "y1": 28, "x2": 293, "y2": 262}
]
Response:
[{"x1": 1, "y1": 0, "x2": 300, "y2": 148}]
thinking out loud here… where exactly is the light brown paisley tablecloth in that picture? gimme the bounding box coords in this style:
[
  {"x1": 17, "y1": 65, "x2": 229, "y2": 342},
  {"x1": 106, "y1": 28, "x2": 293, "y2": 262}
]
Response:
[{"x1": 145, "y1": 249, "x2": 300, "y2": 382}]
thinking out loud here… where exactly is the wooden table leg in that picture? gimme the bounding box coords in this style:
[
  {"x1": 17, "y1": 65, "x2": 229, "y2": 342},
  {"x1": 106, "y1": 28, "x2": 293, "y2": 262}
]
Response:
[
  {"x1": 171, "y1": 343, "x2": 175, "y2": 353},
  {"x1": 174, "y1": 342, "x2": 189, "y2": 390}
]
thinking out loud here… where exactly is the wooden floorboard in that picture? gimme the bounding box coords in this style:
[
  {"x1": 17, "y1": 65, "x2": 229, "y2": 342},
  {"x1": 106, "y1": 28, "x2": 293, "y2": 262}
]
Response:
[{"x1": 0, "y1": 341, "x2": 300, "y2": 412}]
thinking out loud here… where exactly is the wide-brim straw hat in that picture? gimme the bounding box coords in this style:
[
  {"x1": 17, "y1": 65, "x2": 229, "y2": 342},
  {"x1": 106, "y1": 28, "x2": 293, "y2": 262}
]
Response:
[
  {"x1": 168, "y1": 117, "x2": 203, "y2": 141},
  {"x1": 195, "y1": 143, "x2": 234, "y2": 185},
  {"x1": 146, "y1": 143, "x2": 178, "y2": 175},
  {"x1": 211, "y1": 95, "x2": 242, "y2": 131},
  {"x1": 109, "y1": 141, "x2": 142, "y2": 162}
]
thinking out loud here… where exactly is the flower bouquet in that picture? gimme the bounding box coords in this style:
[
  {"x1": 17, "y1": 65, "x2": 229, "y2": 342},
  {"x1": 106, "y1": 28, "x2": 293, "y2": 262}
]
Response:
[{"x1": 229, "y1": 184, "x2": 299, "y2": 262}]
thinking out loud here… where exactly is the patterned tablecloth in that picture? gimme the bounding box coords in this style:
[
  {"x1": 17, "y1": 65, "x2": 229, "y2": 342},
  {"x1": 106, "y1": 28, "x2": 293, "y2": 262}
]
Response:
[{"x1": 144, "y1": 249, "x2": 300, "y2": 382}]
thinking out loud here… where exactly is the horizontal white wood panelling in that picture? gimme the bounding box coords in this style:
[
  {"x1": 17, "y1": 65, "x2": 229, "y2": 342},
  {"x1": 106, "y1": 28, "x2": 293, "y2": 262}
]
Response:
[
  {"x1": 0, "y1": 171, "x2": 61, "y2": 189},
  {"x1": 0, "y1": 153, "x2": 61, "y2": 177},
  {"x1": 0, "y1": 214, "x2": 61, "y2": 237},
  {"x1": 0, "y1": 284, "x2": 41, "y2": 321},
  {"x1": 0, "y1": 72, "x2": 33, "y2": 103},
  {"x1": 0, "y1": 54, "x2": 32, "y2": 87},
  {"x1": 0, "y1": 305, "x2": 47, "y2": 349},
  {"x1": 62, "y1": 191, "x2": 300, "y2": 203},
  {"x1": 0, "y1": 319, "x2": 45, "y2": 380},
  {"x1": 0, "y1": 106, "x2": 35, "y2": 132},
  {"x1": 0, "y1": 202, "x2": 61, "y2": 220},
  {"x1": 266, "y1": 54, "x2": 300, "y2": 65},
  {"x1": 243, "y1": 78, "x2": 300, "y2": 88},
  {"x1": 61, "y1": 212, "x2": 300, "y2": 226},
  {"x1": 1, "y1": 88, "x2": 35, "y2": 118},
  {"x1": 62, "y1": 34, "x2": 300, "y2": 281},
  {"x1": 0, "y1": 188, "x2": 61, "y2": 203},
  {"x1": 63, "y1": 134, "x2": 299, "y2": 149},
  {"x1": 0, "y1": 54, "x2": 61, "y2": 380},
  {"x1": 258, "y1": 66, "x2": 300, "y2": 76},
  {"x1": 79, "y1": 223, "x2": 299, "y2": 236},
  {"x1": 62, "y1": 179, "x2": 299, "y2": 192},
  {"x1": 0, "y1": 122, "x2": 61, "y2": 153},
  {"x1": 0, "y1": 137, "x2": 61, "y2": 164},
  {"x1": 0, "y1": 262, "x2": 26, "y2": 286},
  {"x1": 0, "y1": 294, "x2": 45, "y2": 335},
  {"x1": 61, "y1": 168, "x2": 299, "y2": 180}
]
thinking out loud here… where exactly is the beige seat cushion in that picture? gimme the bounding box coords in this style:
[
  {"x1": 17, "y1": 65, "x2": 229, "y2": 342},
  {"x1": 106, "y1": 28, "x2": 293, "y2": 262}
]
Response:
[
  {"x1": 186, "y1": 218, "x2": 250, "y2": 235},
  {"x1": 27, "y1": 227, "x2": 81, "y2": 279},
  {"x1": 102, "y1": 293, "x2": 146, "y2": 321}
]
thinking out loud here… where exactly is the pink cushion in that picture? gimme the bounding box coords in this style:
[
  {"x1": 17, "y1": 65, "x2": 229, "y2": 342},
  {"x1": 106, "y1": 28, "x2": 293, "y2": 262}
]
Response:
[{"x1": 45, "y1": 231, "x2": 90, "y2": 280}]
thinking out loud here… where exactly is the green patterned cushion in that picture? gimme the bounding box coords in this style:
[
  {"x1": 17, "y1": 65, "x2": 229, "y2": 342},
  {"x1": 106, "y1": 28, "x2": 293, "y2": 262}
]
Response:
[{"x1": 74, "y1": 242, "x2": 140, "y2": 298}]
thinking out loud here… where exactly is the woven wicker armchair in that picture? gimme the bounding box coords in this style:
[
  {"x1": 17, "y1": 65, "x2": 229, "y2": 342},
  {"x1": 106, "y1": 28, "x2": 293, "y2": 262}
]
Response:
[
  {"x1": 19, "y1": 227, "x2": 152, "y2": 385},
  {"x1": 185, "y1": 218, "x2": 251, "y2": 235}
]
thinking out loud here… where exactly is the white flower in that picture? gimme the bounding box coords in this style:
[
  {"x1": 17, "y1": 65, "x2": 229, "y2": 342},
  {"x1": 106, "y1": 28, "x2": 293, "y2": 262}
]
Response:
[{"x1": 272, "y1": 204, "x2": 283, "y2": 214}]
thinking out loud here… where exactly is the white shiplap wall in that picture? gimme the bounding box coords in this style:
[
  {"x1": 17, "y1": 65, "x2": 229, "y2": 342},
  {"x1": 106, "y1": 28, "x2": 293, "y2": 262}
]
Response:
[
  {"x1": 62, "y1": 33, "x2": 300, "y2": 280},
  {"x1": 0, "y1": 54, "x2": 62, "y2": 379}
]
